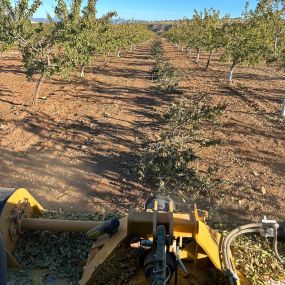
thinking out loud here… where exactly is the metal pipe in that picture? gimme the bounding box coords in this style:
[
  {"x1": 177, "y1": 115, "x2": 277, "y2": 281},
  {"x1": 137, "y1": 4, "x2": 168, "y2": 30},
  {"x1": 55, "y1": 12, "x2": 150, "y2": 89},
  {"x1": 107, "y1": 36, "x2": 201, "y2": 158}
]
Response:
[
  {"x1": 222, "y1": 223, "x2": 262, "y2": 271},
  {"x1": 222, "y1": 223, "x2": 263, "y2": 285},
  {"x1": 21, "y1": 218, "x2": 102, "y2": 233}
]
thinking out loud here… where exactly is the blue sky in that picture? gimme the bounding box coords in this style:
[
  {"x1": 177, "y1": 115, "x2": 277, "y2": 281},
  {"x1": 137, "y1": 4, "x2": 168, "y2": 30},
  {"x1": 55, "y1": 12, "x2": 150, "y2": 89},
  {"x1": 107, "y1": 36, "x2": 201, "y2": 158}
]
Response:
[{"x1": 32, "y1": 0, "x2": 259, "y2": 20}]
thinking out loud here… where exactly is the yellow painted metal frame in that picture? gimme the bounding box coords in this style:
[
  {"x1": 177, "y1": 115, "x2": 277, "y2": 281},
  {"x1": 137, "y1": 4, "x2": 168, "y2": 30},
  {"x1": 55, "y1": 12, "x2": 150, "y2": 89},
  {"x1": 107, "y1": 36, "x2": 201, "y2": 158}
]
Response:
[
  {"x1": 80, "y1": 217, "x2": 128, "y2": 285},
  {"x1": 81, "y1": 207, "x2": 248, "y2": 285},
  {"x1": 0, "y1": 189, "x2": 248, "y2": 284},
  {"x1": 0, "y1": 188, "x2": 43, "y2": 267}
]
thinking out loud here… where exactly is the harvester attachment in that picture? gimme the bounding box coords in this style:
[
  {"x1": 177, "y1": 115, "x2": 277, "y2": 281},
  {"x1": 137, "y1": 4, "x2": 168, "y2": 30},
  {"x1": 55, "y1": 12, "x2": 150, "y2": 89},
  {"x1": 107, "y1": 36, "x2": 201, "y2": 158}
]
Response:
[{"x1": 1, "y1": 189, "x2": 284, "y2": 285}]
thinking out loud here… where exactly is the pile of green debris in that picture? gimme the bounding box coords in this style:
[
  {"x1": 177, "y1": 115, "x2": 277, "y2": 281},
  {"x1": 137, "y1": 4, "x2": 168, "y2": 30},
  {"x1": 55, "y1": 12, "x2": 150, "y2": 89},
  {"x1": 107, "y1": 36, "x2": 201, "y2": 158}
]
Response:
[
  {"x1": 8, "y1": 211, "x2": 115, "y2": 285},
  {"x1": 232, "y1": 235, "x2": 285, "y2": 284}
]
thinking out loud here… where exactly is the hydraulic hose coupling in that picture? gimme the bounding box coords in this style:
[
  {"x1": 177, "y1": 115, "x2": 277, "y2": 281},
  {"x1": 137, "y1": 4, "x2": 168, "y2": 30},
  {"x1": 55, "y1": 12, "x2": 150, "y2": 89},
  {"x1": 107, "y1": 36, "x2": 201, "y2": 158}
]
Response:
[
  {"x1": 260, "y1": 217, "x2": 279, "y2": 238},
  {"x1": 260, "y1": 217, "x2": 284, "y2": 265}
]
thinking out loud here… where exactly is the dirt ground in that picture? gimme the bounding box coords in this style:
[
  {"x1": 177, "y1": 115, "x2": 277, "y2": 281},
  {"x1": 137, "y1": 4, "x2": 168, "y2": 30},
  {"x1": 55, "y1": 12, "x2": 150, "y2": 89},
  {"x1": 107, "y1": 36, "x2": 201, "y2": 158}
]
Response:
[{"x1": 0, "y1": 41, "x2": 284, "y2": 222}]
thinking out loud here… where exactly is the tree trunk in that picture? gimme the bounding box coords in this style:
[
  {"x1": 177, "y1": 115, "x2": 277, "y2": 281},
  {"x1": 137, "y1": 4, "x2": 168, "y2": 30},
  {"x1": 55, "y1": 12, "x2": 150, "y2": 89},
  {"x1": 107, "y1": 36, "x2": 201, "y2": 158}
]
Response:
[
  {"x1": 80, "y1": 65, "x2": 85, "y2": 77},
  {"x1": 187, "y1": 48, "x2": 192, "y2": 57},
  {"x1": 274, "y1": 37, "x2": 278, "y2": 56},
  {"x1": 196, "y1": 48, "x2": 200, "y2": 63},
  {"x1": 33, "y1": 74, "x2": 45, "y2": 105},
  {"x1": 281, "y1": 99, "x2": 285, "y2": 117},
  {"x1": 206, "y1": 51, "x2": 212, "y2": 70},
  {"x1": 228, "y1": 61, "x2": 236, "y2": 82},
  {"x1": 47, "y1": 54, "x2": 51, "y2": 66}
]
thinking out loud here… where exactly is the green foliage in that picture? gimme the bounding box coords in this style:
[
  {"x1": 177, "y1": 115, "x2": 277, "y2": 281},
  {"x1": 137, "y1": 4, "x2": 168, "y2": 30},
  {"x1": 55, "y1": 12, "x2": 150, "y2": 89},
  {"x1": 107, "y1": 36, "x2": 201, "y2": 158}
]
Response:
[
  {"x1": 220, "y1": 2, "x2": 282, "y2": 80},
  {"x1": 20, "y1": 22, "x2": 58, "y2": 78},
  {"x1": 135, "y1": 45, "x2": 226, "y2": 193},
  {"x1": 165, "y1": 9, "x2": 227, "y2": 67},
  {"x1": 8, "y1": 210, "x2": 111, "y2": 284},
  {"x1": 221, "y1": 1, "x2": 285, "y2": 70},
  {"x1": 164, "y1": 19, "x2": 191, "y2": 47},
  {"x1": 135, "y1": 96, "x2": 226, "y2": 194},
  {"x1": 103, "y1": 23, "x2": 154, "y2": 56},
  {"x1": 0, "y1": 0, "x2": 154, "y2": 104},
  {"x1": 165, "y1": 9, "x2": 226, "y2": 52},
  {"x1": 150, "y1": 39, "x2": 163, "y2": 60},
  {"x1": 191, "y1": 10, "x2": 207, "y2": 51},
  {"x1": 163, "y1": 97, "x2": 226, "y2": 136},
  {"x1": 232, "y1": 234, "x2": 285, "y2": 285},
  {"x1": 0, "y1": 0, "x2": 62, "y2": 103},
  {"x1": 221, "y1": 19, "x2": 271, "y2": 67},
  {"x1": 165, "y1": 1, "x2": 285, "y2": 77},
  {"x1": 0, "y1": 1, "x2": 13, "y2": 53},
  {"x1": 150, "y1": 40, "x2": 180, "y2": 93},
  {"x1": 255, "y1": 0, "x2": 285, "y2": 59},
  {"x1": 54, "y1": 0, "x2": 118, "y2": 77},
  {"x1": 0, "y1": 0, "x2": 41, "y2": 52},
  {"x1": 136, "y1": 140, "x2": 200, "y2": 191},
  {"x1": 152, "y1": 60, "x2": 180, "y2": 93}
]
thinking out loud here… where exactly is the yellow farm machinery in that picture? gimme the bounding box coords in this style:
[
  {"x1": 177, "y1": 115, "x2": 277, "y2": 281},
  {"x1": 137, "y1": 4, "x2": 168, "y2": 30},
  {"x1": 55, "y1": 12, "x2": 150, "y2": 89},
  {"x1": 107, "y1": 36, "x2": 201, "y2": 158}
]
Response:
[{"x1": 0, "y1": 188, "x2": 284, "y2": 284}]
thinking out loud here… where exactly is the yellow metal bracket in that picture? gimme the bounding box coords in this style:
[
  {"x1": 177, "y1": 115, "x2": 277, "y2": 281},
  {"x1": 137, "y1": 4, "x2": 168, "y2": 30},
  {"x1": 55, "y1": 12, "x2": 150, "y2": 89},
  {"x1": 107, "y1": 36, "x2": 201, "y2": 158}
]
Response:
[{"x1": 0, "y1": 188, "x2": 43, "y2": 267}]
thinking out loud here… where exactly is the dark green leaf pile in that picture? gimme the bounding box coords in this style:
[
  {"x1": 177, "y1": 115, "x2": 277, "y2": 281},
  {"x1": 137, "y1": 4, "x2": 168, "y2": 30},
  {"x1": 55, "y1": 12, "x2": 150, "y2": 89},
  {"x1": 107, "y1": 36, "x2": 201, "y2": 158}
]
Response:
[{"x1": 8, "y1": 210, "x2": 116, "y2": 285}]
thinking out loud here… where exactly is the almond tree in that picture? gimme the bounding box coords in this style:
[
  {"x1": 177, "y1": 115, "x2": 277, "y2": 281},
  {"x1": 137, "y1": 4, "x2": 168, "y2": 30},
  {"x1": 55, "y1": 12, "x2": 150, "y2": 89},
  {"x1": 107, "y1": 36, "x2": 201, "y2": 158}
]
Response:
[
  {"x1": 1, "y1": 0, "x2": 152, "y2": 105},
  {"x1": 104, "y1": 23, "x2": 154, "y2": 58},
  {"x1": 21, "y1": 21, "x2": 59, "y2": 104},
  {"x1": 222, "y1": 2, "x2": 272, "y2": 82},
  {"x1": 202, "y1": 9, "x2": 226, "y2": 69},
  {"x1": 0, "y1": 0, "x2": 41, "y2": 49},
  {"x1": 54, "y1": 0, "x2": 117, "y2": 78},
  {"x1": 0, "y1": 0, "x2": 58, "y2": 104},
  {"x1": 191, "y1": 10, "x2": 205, "y2": 63},
  {"x1": 171, "y1": 11, "x2": 214, "y2": 63},
  {"x1": 165, "y1": 19, "x2": 195, "y2": 55},
  {"x1": 176, "y1": 19, "x2": 193, "y2": 52},
  {"x1": 2, "y1": 0, "x2": 116, "y2": 105},
  {"x1": 255, "y1": 0, "x2": 285, "y2": 58},
  {"x1": 0, "y1": 0, "x2": 15, "y2": 53}
]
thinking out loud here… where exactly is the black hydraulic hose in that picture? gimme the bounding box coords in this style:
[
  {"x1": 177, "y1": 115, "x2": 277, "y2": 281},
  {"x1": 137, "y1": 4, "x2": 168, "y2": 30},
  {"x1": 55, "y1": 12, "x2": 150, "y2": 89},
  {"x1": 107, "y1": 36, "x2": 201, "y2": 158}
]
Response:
[
  {"x1": 278, "y1": 221, "x2": 285, "y2": 241},
  {"x1": 273, "y1": 228, "x2": 285, "y2": 264},
  {"x1": 0, "y1": 233, "x2": 7, "y2": 285}
]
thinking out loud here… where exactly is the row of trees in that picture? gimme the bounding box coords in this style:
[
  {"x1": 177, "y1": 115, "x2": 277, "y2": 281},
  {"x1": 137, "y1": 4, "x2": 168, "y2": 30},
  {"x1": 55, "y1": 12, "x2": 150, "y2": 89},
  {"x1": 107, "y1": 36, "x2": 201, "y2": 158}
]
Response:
[
  {"x1": 165, "y1": 0, "x2": 285, "y2": 81},
  {"x1": 0, "y1": 0, "x2": 153, "y2": 105}
]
